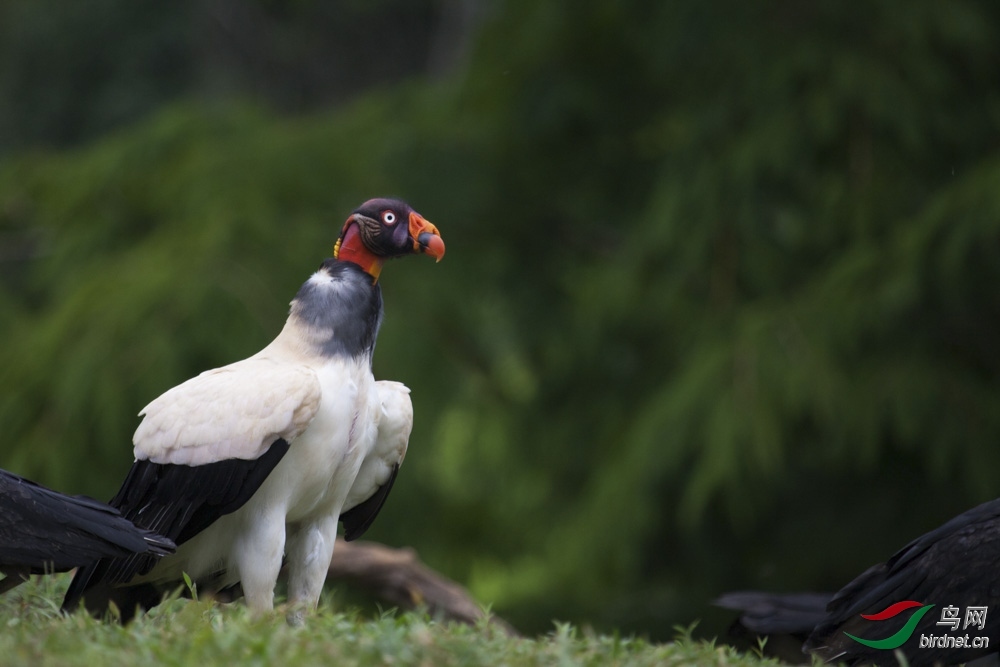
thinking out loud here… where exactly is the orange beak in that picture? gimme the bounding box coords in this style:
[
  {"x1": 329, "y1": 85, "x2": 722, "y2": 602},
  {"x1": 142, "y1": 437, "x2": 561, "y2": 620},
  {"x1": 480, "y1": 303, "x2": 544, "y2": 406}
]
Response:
[{"x1": 409, "y1": 211, "x2": 445, "y2": 261}]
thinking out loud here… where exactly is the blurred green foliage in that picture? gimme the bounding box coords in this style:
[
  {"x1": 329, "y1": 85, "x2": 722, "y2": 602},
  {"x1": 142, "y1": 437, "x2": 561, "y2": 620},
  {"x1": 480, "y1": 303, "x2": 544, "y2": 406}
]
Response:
[{"x1": 1, "y1": 0, "x2": 1000, "y2": 641}]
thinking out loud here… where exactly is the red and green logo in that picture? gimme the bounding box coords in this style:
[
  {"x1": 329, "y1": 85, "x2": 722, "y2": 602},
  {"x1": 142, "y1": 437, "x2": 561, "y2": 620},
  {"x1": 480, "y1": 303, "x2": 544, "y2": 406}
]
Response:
[{"x1": 845, "y1": 601, "x2": 935, "y2": 650}]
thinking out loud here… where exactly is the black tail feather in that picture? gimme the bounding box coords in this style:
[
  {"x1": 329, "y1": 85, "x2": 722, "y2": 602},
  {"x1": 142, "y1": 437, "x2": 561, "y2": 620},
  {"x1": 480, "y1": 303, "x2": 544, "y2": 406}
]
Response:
[{"x1": 714, "y1": 590, "x2": 832, "y2": 637}]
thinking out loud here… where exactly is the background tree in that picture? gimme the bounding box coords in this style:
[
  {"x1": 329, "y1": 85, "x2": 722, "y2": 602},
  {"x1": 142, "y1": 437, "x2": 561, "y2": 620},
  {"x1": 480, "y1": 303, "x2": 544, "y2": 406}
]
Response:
[{"x1": 1, "y1": 0, "x2": 999, "y2": 640}]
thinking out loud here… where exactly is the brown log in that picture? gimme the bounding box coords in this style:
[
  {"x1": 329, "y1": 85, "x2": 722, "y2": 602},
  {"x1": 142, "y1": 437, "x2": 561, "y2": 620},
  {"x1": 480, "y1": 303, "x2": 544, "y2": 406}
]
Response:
[{"x1": 327, "y1": 538, "x2": 519, "y2": 636}]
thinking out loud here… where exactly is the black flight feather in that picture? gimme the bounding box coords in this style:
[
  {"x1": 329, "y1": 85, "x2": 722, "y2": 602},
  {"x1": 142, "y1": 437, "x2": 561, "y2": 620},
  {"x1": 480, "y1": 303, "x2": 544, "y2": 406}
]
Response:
[
  {"x1": 61, "y1": 439, "x2": 290, "y2": 615},
  {"x1": 340, "y1": 463, "x2": 400, "y2": 542}
]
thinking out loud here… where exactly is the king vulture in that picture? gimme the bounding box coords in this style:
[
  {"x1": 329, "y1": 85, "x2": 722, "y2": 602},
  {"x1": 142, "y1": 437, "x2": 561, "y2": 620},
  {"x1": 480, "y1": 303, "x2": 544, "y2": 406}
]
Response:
[
  {"x1": 62, "y1": 198, "x2": 444, "y2": 621},
  {"x1": 0, "y1": 468, "x2": 174, "y2": 594},
  {"x1": 716, "y1": 497, "x2": 1000, "y2": 666}
]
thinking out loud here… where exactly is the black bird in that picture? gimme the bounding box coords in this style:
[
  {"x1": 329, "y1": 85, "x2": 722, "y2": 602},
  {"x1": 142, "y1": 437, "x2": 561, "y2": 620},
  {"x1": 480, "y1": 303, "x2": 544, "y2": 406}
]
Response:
[
  {"x1": 62, "y1": 198, "x2": 444, "y2": 622},
  {"x1": 0, "y1": 468, "x2": 174, "y2": 594},
  {"x1": 717, "y1": 498, "x2": 1000, "y2": 666}
]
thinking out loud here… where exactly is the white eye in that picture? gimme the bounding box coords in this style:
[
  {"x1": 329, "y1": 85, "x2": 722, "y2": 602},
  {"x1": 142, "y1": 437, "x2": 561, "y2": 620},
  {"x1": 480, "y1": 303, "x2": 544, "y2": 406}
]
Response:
[{"x1": 382, "y1": 211, "x2": 397, "y2": 225}]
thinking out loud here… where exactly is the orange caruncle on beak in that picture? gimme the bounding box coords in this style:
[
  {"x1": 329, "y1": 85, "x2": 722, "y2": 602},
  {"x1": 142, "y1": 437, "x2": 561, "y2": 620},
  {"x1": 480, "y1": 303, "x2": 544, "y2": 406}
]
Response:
[{"x1": 409, "y1": 211, "x2": 445, "y2": 261}]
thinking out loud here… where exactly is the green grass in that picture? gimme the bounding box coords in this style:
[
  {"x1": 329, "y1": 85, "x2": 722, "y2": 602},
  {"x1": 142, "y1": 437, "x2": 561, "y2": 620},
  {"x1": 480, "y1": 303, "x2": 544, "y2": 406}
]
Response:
[{"x1": 0, "y1": 576, "x2": 780, "y2": 667}]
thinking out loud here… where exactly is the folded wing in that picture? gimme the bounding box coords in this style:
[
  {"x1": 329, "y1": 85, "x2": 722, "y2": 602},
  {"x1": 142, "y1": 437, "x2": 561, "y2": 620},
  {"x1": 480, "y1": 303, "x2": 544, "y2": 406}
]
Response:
[
  {"x1": 340, "y1": 381, "x2": 411, "y2": 541},
  {"x1": 62, "y1": 356, "x2": 321, "y2": 611}
]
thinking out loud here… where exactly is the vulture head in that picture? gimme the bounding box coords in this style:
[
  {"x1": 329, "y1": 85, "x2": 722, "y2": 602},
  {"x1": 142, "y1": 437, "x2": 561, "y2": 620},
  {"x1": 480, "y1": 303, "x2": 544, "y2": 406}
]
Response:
[{"x1": 334, "y1": 198, "x2": 445, "y2": 280}]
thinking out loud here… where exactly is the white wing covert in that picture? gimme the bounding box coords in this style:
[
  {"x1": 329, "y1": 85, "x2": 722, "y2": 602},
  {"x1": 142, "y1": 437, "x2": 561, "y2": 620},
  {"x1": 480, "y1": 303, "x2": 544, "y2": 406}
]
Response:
[{"x1": 134, "y1": 357, "x2": 322, "y2": 466}]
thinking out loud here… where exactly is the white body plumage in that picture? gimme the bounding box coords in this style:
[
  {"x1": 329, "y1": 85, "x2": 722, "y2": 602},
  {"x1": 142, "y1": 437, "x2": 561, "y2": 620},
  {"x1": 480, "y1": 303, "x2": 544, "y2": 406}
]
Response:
[{"x1": 128, "y1": 268, "x2": 411, "y2": 612}]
